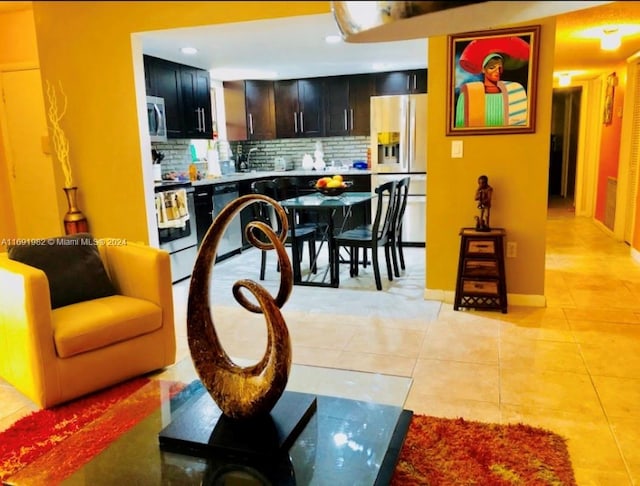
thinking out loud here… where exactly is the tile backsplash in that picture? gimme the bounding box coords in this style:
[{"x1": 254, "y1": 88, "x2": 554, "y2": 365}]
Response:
[{"x1": 152, "y1": 136, "x2": 370, "y2": 178}]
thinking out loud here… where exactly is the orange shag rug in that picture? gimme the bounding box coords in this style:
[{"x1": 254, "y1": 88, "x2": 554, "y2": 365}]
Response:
[
  {"x1": 0, "y1": 379, "x2": 576, "y2": 485},
  {"x1": 391, "y1": 414, "x2": 577, "y2": 486}
]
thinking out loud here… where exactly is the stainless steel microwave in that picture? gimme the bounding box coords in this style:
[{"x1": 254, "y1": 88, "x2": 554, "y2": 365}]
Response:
[{"x1": 146, "y1": 95, "x2": 167, "y2": 142}]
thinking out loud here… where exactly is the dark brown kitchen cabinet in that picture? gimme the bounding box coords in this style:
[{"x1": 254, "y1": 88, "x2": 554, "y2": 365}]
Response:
[
  {"x1": 324, "y1": 74, "x2": 373, "y2": 136},
  {"x1": 374, "y1": 69, "x2": 427, "y2": 95},
  {"x1": 144, "y1": 55, "x2": 184, "y2": 138},
  {"x1": 143, "y1": 55, "x2": 213, "y2": 140},
  {"x1": 180, "y1": 67, "x2": 213, "y2": 139},
  {"x1": 245, "y1": 80, "x2": 276, "y2": 140},
  {"x1": 274, "y1": 78, "x2": 324, "y2": 138}
]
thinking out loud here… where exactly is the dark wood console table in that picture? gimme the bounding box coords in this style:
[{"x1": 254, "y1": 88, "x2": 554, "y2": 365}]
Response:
[{"x1": 454, "y1": 227, "x2": 508, "y2": 313}]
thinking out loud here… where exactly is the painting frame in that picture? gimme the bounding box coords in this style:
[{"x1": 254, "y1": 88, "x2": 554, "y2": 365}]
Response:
[{"x1": 446, "y1": 24, "x2": 541, "y2": 136}]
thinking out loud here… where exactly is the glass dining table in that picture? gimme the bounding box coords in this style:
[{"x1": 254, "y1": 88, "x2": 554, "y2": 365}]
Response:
[{"x1": 279, "y1": 192, "x2": 375, "y2": 288}]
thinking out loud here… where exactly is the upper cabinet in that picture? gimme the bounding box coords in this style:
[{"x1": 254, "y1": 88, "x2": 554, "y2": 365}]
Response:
[
  {"x1": 180, "y1": 67, "x2": 213, "y2": 139},
  {"x1": 324, "y1": 74, "x2": 373, "y2": 137},
  {"x1": 223, "y1": 80, "x2": 247, "y2": 141},
  {"x1": 274, "y1": 78, "x2": 324, "y2": 138},
  {"x1": 221, "y1": 69, "x2": 425, "y2": 142},
  {"x1": 144, "y1": 56, "x2": 184, "y2": 139},
  {"x1": 245, "y1": 80, "x2": 276, "y2": 141},
  {"x1": 374, "y1": 69, "x2": 428, "y2": 95},
  {"x1": 144, "y1": 55, "x2": 213, "y2": 140}
]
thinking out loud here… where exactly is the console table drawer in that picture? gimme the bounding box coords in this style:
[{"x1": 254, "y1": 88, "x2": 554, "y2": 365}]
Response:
[
  {"x1": 464, "y1": 259, "x2": 499, "y2": 277},
  {"x1": 462, "y1": 279, "x2": 499, "y2": 295},
  {"x1": 466, "y1": 240, "x2": 496, "y2": 255}
]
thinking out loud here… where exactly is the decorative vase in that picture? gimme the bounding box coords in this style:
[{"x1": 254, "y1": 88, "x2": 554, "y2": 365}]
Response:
[{"x1": 63, "y1": 186, "x2": 89, "y2": 235}]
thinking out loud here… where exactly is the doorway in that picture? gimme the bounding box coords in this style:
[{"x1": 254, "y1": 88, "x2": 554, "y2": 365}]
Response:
[
  {"x1": 549, "y1": 87, "x2": 582, "y2": 208},
  {"x1": 0, "y1": 67, "x2": 61, "y2": 238}
]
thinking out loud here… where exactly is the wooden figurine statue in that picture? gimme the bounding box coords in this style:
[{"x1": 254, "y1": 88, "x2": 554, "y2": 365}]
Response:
[{"x1": 474, "y1": 174, "x2": 493, "y2": 232}]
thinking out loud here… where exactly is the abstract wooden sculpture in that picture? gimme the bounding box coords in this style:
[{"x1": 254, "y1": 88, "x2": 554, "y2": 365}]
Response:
[{"x1": 187, "y1": 194, "x2": 293, "y2": 419}]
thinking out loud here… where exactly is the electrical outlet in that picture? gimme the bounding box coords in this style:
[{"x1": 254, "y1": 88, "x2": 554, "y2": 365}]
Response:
[{"x1": 506, "y1": 242, "x2": 517, "y2": 258}]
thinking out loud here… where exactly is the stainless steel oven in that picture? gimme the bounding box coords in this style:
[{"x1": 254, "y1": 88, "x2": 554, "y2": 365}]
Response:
[{"x1": 156, "y1": 182, "x2": 198, "y2": 282}]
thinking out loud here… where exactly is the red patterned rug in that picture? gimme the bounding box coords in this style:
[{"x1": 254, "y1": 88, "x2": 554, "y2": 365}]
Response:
[
  {"x1": 0, "y1": 377, "x2": 186, "y2": 485},
  {"x1": 0, "y1": 379, "x2": 576, "y2": 485}
]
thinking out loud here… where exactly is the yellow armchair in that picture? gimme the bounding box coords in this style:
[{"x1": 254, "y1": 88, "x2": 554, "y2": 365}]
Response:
[{"x1": 0, "y1": 241, "x2": 176, "y2": 408}]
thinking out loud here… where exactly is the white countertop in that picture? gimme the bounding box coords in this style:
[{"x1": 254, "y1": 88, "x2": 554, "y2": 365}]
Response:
[{"x1": 190, "y1": 169, "x2": 372, "y2": 186}]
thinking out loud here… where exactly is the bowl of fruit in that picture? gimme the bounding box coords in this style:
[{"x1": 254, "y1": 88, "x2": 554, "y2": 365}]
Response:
[{"x1": 313, "y1": 175, "x2": 352, "y2": 196}]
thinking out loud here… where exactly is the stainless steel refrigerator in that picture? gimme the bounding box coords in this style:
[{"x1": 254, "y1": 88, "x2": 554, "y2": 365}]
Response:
[{"x1": 370, "y1": 93, "x2": 427, "y2": 246}]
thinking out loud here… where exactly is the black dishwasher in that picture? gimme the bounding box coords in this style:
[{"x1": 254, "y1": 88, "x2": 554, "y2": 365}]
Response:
[{"x1": 199, "y1": 183, "x2": 242, "y2": 261}]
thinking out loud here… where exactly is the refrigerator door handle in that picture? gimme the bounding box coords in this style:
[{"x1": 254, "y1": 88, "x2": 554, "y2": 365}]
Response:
[{"x1": 408, "y1": 97, "x2": 416, "y2": 172}]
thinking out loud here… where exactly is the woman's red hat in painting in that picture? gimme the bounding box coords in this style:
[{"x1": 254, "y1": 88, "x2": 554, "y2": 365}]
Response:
[{"x1": 459, "y1": 36, "x2": 530, "y2": 75}]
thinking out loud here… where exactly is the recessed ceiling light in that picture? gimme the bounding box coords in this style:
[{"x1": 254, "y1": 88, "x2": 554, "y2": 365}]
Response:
[
  {"x1": 558, "y1": 73, "x2": 571, "y2": 87},
  {"x1": 601, "y1": 28, "x2": 621, "y2": 51},
  {"x1": 180, "y1": 47, "x2": 198, "y2": 55},
  {"x1": 372, "y1": 62, "x2": 390, "y2": 71},
  {"x1": 325, "y1": 35, "x2": 342, "y2": 44}
]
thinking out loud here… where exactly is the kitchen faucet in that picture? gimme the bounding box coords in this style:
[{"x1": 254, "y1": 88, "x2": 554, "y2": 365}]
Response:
[{"x1": 247, "y1": 147, "x2": 260, "y2": 170}]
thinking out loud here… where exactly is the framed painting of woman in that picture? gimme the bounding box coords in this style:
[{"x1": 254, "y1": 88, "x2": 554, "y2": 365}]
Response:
[{"x1": 447, "y1": 25, "x2": 541, "y2": 135}]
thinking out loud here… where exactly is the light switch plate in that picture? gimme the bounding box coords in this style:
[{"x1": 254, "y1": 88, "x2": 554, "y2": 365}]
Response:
[{"x1": 451, "y1": 140, "x2": 463, "y2": 158}]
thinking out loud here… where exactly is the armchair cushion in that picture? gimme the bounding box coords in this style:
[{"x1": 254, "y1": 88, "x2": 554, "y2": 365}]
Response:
[
  {"x1": 8, "y1": 233, "x2": 116, "y2": 309},
  {"x1": 52, "y1": 295, "x2": 163, "y2": 358}
]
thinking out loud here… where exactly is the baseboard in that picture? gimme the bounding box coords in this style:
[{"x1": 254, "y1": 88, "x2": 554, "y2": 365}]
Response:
[{"x1": 424, "y1": 288, "x2": 546, "y2": 308}]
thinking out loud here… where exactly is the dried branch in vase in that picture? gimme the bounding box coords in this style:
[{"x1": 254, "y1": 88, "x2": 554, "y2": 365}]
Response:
[{"x1": 45, "y1": 80, "x2": 73, "y2": 188}]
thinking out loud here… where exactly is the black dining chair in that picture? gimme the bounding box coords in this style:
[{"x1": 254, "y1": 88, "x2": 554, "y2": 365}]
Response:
[
  {"x1": 250, "y1": 180, "x2": 317, "y2": 280},
  {"x1": 389, "y1": 176, "x2": 410, "y2": 278},
  {"x1": 333, "y1": 180, "x2": 398, "y2": 290},
  {"x1": 272, "y1": 176, "x2": 325, "y2": 229}
]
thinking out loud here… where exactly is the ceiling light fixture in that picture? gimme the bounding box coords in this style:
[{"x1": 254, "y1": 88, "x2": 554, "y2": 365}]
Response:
[
  {"x1": 180, "y1": 47, "x2": 198, "y2": 55},
  {"x1": 600, "y1": 28, "x2": 621, "y2": 51},
  {"x1": 558, "y1": 73, "x2": 571, "y2": 87}
]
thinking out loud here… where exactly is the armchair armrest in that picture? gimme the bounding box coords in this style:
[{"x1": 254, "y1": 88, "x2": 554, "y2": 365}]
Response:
[
  {"x1": 100, "y1": 242, "x2": 172, "y2": 306},
  {"x1": 0, "y1": 254, "x2": 59, "y2": 404},
  {"x1": 100, "y1": 242, "x2": 174, "y2": 330}
]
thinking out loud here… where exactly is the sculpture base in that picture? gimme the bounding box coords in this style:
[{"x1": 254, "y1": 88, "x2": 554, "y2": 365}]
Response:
[{"x1": 159, "y1": 389, "x2": 317, "y2": 460}]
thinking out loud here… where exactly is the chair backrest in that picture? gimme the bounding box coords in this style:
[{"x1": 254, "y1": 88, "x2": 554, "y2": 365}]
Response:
[
  {"x1": 250, "y1": 180, "x2": 279, "y2": 232},
  {"x1": 272, "y1": 176, "x2": 303, "y2": 200},
  {"x1": 372, "y1": 180, "x2": 398, "y2": 243},
  {"x1": 391, "y1": 177, "x2": 410, "y2": 240}
]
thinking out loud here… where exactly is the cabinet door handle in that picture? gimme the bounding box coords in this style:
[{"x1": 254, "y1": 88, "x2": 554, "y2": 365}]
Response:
[
  {"x1": 413, "y1": 74, "x2": 417, "y2": 91},
  {"x1": 293, "y1": 112, "x2": 298, "y2": 133},
  {"x1": 344, "y1": 109, "x2": 348, "y2": 131},
  {"x1": 248, "y1": 113, "x2": 254, "y2": 135},
  {"x1": 299, "y1": 112, "x2": 304, "y2": 133},
  {"x1": 349, "y1": 109, "x2": 354, "y2": 131},
  {"x1": 406, "y1": 75, "x2": 410, "y2": 91},
  {"x1": 195, "y1": 108, "x2": 201, "y2": 132},
  {"x1": 200, "y1": 108, "x2": 206, "y2": 132}
]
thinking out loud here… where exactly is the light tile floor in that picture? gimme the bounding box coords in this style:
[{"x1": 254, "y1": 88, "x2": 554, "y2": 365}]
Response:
[{"x1": 2, "y1": 200, "x2": 640, "y2": 485}]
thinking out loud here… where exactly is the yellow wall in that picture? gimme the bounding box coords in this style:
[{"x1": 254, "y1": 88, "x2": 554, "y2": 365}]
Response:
[
  {"x1": 0, "y1": 8, "x2": 40, "y2": 246},
  {"x1": 0, "y1": 8, "x2": 38, "y2": 65},
  {"x1": 426, "y1": 18, "x2": 556, "y2": 302},
  {"x1": 30, "y1": 1, "x2": 330, "y2": 243}
]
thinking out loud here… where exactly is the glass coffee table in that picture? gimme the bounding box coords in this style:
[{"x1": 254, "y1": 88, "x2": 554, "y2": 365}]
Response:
[{"x1": 58, "y1": 359, "x2": 413, "y2": 485}]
